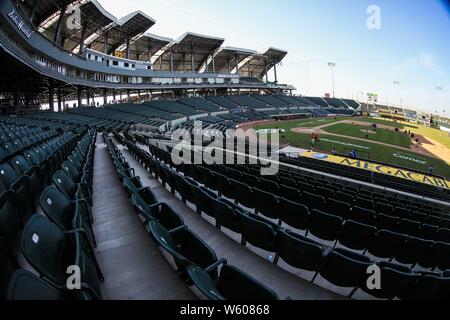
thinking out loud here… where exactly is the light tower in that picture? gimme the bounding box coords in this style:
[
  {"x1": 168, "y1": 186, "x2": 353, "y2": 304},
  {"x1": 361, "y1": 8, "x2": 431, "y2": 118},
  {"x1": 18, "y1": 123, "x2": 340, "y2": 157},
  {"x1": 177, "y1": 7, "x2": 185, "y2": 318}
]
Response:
[{"x1": 328, "y1": 62, "x2": 336, "y2": 98}]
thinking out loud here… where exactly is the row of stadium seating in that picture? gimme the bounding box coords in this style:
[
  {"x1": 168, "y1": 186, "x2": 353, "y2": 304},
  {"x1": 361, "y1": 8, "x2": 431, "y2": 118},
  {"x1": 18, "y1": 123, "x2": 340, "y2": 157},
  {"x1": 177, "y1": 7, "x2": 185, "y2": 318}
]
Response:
[
  {"x1": 178, "y1": 97, "x2": 223, "y2": 113},
  {"x1": 1, "y1": 126, "x2": 60, "y2": 164},
  {"x1": 117, "y1": 134, "x2": 450, "y2": 299},
  {"x1": 16, "y1": 95, "x2": 356, "y2": 136},
  {"x1": 155, "y1": 159, "x2": 450, "y2": 271},
  {"x1": 1, "y1": 129, "x2": 100, "y2": 299},
  {"x1": 144, "y1": 100, "x2": 205, "y2": 116},
  {"x1": 106, "y1": 133, "x2": 282, "y2": 300},
  {"x1": 108, "y1": 103, "x2": 176, "y2": 122},
  {"x1": 280, "y1": 154, "x2": 450, "y2": 201},
  {"x1": 1, "y1": 132, "x2": 78, "y2": 221}
]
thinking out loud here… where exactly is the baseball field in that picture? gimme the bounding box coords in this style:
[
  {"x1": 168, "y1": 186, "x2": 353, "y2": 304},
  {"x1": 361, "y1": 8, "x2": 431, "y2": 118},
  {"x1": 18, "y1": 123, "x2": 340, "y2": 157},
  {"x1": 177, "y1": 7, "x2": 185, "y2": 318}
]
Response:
[{"x1": 254, "y1": 116, "x2": 450, "y2": 179}]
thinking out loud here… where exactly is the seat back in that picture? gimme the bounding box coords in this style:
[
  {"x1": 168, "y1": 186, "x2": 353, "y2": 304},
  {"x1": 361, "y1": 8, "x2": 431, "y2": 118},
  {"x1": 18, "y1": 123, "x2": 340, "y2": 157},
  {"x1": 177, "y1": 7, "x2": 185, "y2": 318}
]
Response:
[
  {"x1": 148, "y1": 221, "x2": 217, "y2": 275},
  {"x1": 309, "y1": 209, "x2": 343, "y2": 241},
  {"x1": 40, "y1": 186, "x2": 72, "y2": 231},
  {"x1": 212, "y1": 199, "x2": 241, "y2": 233},
  {"x1": 0, "y1": 192, "x2": 22, "y2": 246},
  {"x1": 20, "y1": 215, "x2": 69, "y2": 286},
  {"x1": 320, "y1": 248, "x2": 373, "y2": 288},
  {"x1": 240, "y1": 213, "x2": 277, "y2": 252},
  {"x1": 186, "y1": 266, "x2": 225, "y2": 300},
  {"x1": 0, "y1": 163, "x2": 20, "y2": 187},
  {"x1": 52, "y1": 170, "x2": 76, "y2": 199},
  {"x1": 217, "y1": 265, "x2": 279, "y2": 300},
  {"x1": 275, "y1": 230, "x2": 324, "y2": 271},
  {"x1": 7, "y1": 269, "x2": 65, "y2": 300},
  {"x1": 278, "y1": 198, "x2": 309, "y2": 231},
  {"x1": 339, "y1": 220, "x2": 376, "y2": 251}
]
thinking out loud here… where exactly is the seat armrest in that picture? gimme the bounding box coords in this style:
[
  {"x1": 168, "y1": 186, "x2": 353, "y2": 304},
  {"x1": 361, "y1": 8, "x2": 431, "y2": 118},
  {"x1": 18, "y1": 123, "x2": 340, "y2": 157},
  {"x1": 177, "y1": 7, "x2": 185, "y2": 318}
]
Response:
[{"x1": 204, "y1": 258, "x2": 228, "y2": 273}]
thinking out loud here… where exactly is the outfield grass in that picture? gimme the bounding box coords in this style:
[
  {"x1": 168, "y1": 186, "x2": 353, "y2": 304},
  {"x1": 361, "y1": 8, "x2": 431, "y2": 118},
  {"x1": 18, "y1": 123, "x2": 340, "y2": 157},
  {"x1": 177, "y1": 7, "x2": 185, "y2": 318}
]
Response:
[
  {"x1": 354, "y1": 117, "x2": 418, "y2": 129},
  {"x1": 409, "y1": 125, "x2": 450, "y2": 149},
  {"x1": 322, "y1": 123, "x2": 412, "y2": 148},
  {"x1": 255, "y1": 118, "x2": 450, "y2": 179},
  {"x1": 357, "y1": 117, "x2": 450, "y2": 149}
]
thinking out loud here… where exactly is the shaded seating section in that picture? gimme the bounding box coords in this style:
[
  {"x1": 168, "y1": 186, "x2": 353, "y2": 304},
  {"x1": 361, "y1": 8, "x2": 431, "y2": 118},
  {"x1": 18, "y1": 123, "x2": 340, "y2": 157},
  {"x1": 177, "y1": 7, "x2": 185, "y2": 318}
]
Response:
[
  {"x1": 144, "y1": 100, "x2": 203, "y2": 116},
  {"x1": 118, "y1": 135, "x2": 450, "y2": 299},
  {"x1": 107, "y1": 104, "x2": 174, "y2": 125},
  {"x1": 105, "y1": 133, "x2": 282, "y2": 300},
  {"x1": 22, "y1": 95, "x2": 359, "y2": 138},
  {"x1": 0, "y1": 119, "x2": 61, "y2": 164},
  {"x1": 68, "y1": 107, "x2": 132, "y2": 131},
  {"x1": 253, "y1": 95, "x2": 290, "y2": 107},
  {"x1": 178, "y1": 97, "x2": 223, "y2": 112},
  {"x1": 342, "y1": 99, "x2": 360, "y2": 110},
  {"x1": 275, "y1": 95, "x2": 316, "y2": 108},
  {"x1": 225, "y1": 95, "x2": 268, "y2": 109},
  {"x1": 304, "y1": 96, "x2": 329, "y2": 108},
  {"x1": 1, "y1": 124, "x2": 100, "y2": 300},
  {"x1": 324, "y1": 98, "x2": 351, "y2": 109},
  {"x1": 205, "y1": 96, "x2": 240, "y2": 110}
]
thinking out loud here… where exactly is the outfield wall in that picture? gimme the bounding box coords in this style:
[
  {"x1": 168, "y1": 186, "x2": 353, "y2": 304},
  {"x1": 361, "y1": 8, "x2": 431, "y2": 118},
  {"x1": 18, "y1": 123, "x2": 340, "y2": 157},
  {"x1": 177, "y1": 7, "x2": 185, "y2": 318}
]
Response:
[{"x1": 299, "y1": 151, "x2": 450, "y2": 190}]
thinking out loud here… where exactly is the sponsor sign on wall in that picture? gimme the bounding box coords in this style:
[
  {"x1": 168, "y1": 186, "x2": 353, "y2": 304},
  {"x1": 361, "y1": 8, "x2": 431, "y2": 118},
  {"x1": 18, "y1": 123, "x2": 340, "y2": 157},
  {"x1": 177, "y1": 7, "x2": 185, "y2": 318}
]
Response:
[{"x1": 301, "y1": 151, "x2": 450, "y2": 190}]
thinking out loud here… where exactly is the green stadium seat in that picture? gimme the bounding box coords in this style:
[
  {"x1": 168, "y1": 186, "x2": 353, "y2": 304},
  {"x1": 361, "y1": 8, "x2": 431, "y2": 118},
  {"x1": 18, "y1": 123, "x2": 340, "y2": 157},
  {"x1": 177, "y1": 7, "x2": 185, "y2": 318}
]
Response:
[
  {"x1": 240, "y1": 213, "x2": 278, "y2": 253},
  {"x1": 319, "y1": 248, "x2": 373, "y2": 296},
  {"x1": 149, "y1": 220, "x2": 218, "y2": 276},
  {"x1": 40, "y1": 186, "x2": 95, "y2": 247},
  {"x1": 20, "y1": 215, "x2": 103, "y2": 300},
  {"x1": 338, "y1": 220, "x2": 377, "y2": 251},
  {"x1": 275, "y1": 229, "x2": 324, "y2": 273},
  {"x1": 187, "y1": 264, "x2": 279, "y2": 300},
  {"x1": 7, "y1": 269, "x2": 66, "y2": 300}
]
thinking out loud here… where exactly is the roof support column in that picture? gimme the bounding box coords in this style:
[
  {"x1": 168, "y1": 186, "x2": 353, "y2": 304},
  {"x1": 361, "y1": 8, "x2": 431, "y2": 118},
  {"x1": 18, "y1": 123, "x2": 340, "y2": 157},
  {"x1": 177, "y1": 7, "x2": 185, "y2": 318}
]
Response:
[
  {"x1": 160, "y1": 56, "x2": 163, "y2": 71},
  {"x1": 79, "y1": 23, "x2": 87, "y2": 55},
  {"x1": 211, "y1": 54, "x2": 216, "y2": 73},
  {"x1": 103, "y1": 31, "x2": 109, "y2": 54},
  {"x1": 235, "y1": 53, "x2": 239, "y2": 75},
  {"x1": 274, "y1": 63, "x2": 278, "y2": 83},
  {"x1": 54, "y1": 1, "x2": 68, "y2": 46},
  {"x1": 265, "y1": 60, "x2": 269, "y2": 83},
  {"x1": 29, "y1": 0, "x2": 39, "y2": 25},
  {"x1": 191, "y1": 52, "x2": 195, "y2": 72},
  {"x1": 86, "y1": 89, "x2": 90, "y2": 106},
  {"x1": 57, "y1": 89, "x2": 62, "y2": 112},
  {"x1": 77, "y1": 87, "x2": 82, "y2": 107},
  {"x1": 49, "y1": 86, "x2": 55, "y2": 112},
  {"x1": 148, "y1": 44, "x2": 152, "y2": 62},
  {"x1": 126, "y1": 38, "x2": 131, "y2": 59},
  {"x1": 13, "y1": 89, "x2": 19, "y2": 111},
  {"x1": 227, "y1": 59, "x2": 231, "y2": 73},
  {"x1": 170, "y1": 51, "x2": 174, "y2": 72},
  {"x1": 103, "y1": 89, "x2": 108, "y2": 105},
  {"x1": 113, "y1": 89, "x2": 116, "y2": 102},
  {"x1": 248, "y1": 62, "x2": 251, "y2": 77}
]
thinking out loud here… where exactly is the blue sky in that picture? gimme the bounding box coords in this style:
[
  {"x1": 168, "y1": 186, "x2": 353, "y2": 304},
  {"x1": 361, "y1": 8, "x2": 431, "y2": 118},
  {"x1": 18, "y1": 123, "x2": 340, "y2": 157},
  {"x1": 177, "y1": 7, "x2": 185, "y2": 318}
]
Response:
[{"x1": 98, "y1": 0, "x2": 450, "y2": 113}]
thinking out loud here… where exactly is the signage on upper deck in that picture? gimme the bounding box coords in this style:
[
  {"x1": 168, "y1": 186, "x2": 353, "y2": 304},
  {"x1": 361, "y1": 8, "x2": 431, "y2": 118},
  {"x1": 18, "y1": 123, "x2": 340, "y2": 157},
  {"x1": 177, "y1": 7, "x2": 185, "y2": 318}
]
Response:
[{"x1": 7, "y1": 9, "x2": 32, "y2": 39}]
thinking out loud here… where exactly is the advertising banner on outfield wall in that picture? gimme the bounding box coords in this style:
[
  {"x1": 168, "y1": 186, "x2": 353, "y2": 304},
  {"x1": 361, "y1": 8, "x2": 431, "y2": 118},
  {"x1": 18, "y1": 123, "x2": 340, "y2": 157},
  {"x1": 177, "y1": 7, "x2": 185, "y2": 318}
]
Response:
[{"x1": 300, "y1": 151, "x2": 450, "y2": 190}]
